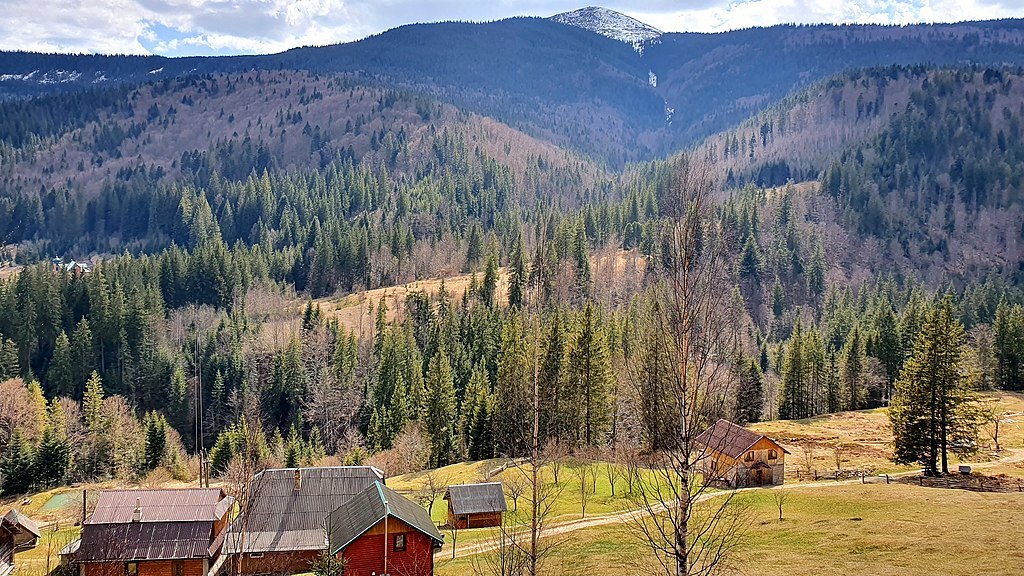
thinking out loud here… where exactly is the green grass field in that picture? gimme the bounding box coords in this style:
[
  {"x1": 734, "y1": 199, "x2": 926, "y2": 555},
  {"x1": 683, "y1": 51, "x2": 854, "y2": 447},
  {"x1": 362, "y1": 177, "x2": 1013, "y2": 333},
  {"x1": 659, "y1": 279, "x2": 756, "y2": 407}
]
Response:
[{"x1": 437, "y1": 481, "x2": 1024, "y2": 576}]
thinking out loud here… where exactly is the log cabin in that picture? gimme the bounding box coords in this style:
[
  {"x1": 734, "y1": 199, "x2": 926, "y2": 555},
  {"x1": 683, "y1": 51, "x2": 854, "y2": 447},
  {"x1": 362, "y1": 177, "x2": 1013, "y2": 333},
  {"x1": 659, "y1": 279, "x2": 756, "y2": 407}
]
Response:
[
  {"x1": 444, "y1": 483, "x2": 506, "y2": 529},
  {"x1": 66, "y1": 488, "x2": 234, "y2": 576},
  {"x1": 327, "y1": 482, "x2": 443, "y2": 576},
  {"x1": 695, "y1": 419, "x2": 789, "y2": 487}
]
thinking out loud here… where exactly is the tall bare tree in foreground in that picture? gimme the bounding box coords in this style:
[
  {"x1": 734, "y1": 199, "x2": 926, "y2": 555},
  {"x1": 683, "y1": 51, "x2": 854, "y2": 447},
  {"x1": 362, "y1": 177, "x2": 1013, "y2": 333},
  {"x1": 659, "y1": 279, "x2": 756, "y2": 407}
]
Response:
[{"x1": 627, "y1": 155, "x2": 748, "y2": 576}]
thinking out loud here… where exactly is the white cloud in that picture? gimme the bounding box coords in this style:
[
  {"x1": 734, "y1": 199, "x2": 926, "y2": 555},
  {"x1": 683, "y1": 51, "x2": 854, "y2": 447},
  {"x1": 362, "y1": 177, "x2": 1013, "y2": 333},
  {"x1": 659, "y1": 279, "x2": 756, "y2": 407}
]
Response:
[{"x1": 0, "y1": 0, "x2": 1018, "y2": 56}]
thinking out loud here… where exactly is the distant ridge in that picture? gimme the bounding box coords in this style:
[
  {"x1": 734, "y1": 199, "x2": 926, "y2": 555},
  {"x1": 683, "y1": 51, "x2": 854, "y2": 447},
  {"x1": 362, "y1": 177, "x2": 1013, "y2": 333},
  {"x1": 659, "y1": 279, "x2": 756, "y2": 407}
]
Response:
[{"x1": 550, "y1": 6, "x2": 662, "y2": 47}]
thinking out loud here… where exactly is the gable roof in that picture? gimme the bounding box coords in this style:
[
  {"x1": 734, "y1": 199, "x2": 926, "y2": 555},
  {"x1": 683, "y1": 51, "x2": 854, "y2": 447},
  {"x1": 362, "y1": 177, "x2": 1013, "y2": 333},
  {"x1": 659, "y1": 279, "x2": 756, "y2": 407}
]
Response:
[
  {"x1": 327, "y1": 482, "x2": 443, "y2": 555},
  {"x1": 87, "y1": 488, "x2": 232, "y2": 524},
  {"x1": 695, "y1": 419, "x2": 787, "y2": 460},
  {"x1": 2, "y1": 509, "x2": 40, "y2": 539},
  {"x1": 75, "y1": 520, "x2": 217, "y2": 562},
  {"x1": 445, "y1": 483, "x2": 507, "y2": 515},
  {"x1": 223, "y1": 466, "x2": 384, "y2": 554}
]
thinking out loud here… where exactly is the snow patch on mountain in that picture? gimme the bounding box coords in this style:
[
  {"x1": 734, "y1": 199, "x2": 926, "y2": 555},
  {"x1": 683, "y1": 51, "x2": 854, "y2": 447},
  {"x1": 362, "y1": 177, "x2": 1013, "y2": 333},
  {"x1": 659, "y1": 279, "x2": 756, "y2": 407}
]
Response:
[{"x1": 550, "y1": 6, "x2": 662, "y2": 51}]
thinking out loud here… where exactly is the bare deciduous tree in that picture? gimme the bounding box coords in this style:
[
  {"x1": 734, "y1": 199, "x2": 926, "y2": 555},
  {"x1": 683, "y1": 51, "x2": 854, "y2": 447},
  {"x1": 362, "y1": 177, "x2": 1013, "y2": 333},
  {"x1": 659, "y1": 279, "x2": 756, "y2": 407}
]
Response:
[
  {"x1": 772, "y1": 489, "x2": 790, "y2": 521},
  {"x1": 626, "y1": 155, "x2": 750, "y2": 576},
  {"x1": 417, "y1": 469, "x2": 450, "y2": 518}
]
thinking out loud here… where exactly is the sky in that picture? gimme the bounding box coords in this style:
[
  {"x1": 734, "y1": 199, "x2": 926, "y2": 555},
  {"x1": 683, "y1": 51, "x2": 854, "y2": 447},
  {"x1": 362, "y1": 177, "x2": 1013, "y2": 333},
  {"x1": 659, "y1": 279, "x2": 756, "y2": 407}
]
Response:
[{"x1": 1, "y1": 0, "x2": 1020, "y2": 57}]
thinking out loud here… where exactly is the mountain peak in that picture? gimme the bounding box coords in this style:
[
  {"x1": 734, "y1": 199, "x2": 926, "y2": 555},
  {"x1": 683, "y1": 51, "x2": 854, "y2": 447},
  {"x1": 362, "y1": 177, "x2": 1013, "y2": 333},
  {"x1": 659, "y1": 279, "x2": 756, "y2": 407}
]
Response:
[{"x1": 550, "y1": 6, "x2": 662, "y2": 47}]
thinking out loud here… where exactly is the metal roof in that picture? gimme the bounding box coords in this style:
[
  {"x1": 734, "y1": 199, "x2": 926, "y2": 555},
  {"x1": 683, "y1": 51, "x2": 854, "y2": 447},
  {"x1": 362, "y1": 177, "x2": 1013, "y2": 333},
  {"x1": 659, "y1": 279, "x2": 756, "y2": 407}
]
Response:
[
  {"x1": 695, "y1": 419, "x2": 788, "y2": 460},
  {"x1": 223, "y1": 466, "x2": 384, "y2": 554},
  {"x1": 2, "y1": 509, "x2": 40, "y2": 538},
  {"x1": 87, "y1": 488, "x2": 231, "y2": 524},
  {"x1": 327, "y1": 482, "x2": 443, "y2": 555},
  {"x1": 445, "y1": 483, "x2": 507, "y2": 515},
  {"x1": 76, "y1": 520, "x2": 216, "y2": 562}
]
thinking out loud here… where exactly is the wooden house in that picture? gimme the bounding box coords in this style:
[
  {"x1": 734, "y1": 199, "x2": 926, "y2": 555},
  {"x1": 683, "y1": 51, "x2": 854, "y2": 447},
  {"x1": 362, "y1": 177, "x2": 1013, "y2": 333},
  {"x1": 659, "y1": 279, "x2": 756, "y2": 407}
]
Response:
[
  {"x1": 222, "y1": 466, "x2": 384, "y2": 575},
  {"x1": 66, "y1": 488, "x2": 234, "y2": 576},
  {"x1": 1, "y1": 509, "x2": 39, "y2": 576},
  {"x1": 444, "y1": 483, "x2": 506, "y2": 529},
  {"x1": 327, "y1": 482, "x2": 443, "y2": 576},
  {"x1": 695, "y1": 419, "x2": 789, "y2": 487}
]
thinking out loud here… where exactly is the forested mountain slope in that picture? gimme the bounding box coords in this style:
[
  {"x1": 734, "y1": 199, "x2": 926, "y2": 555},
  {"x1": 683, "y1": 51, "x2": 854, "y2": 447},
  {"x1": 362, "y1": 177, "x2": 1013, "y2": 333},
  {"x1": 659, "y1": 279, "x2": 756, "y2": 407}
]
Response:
[{"x1": 6, "y1": 17, "x2": 1024, "y2": 164}]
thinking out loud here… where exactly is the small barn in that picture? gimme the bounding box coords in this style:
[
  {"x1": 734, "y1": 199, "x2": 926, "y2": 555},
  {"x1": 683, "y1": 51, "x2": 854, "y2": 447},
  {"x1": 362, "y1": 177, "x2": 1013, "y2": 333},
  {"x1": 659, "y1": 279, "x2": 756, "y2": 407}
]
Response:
[
  {"x1": 696, "y1": 419, "x2": 789, "y2": 487},
  {"x1": 444, "y1": 483, "x2": 506, "y2": 529},
  {"x1": 1, "y1": 509, "x2": 39, "y2": 576},
  {"x1": 328, "y1": 482, "x2": 443, "y2": 576}
]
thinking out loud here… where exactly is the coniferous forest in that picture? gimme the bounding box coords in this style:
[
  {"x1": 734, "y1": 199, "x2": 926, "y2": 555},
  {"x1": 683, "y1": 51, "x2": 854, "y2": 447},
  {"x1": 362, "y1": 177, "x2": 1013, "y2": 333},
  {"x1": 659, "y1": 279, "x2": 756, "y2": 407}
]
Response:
[{"x1": 1, "y1": 17, "x2": 1024, "y2": 497}]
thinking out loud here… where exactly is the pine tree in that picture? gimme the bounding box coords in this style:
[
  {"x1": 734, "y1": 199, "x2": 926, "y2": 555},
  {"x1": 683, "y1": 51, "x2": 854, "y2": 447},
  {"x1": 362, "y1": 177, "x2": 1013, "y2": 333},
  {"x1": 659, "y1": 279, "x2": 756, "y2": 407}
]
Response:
[
  {"x1": 567, "y1": 302, "x2": 612, "y2": 446},
  {"x1": 735, "y1": 358, "x2": 764, "y2": 424},
  {"x1": 779, "y1": 321, "x2": 809, "y2": 419},
  {"x1": 841, "y1": 326, "x2": 867, "y2": 411},
  {"x1": 890, "y1": 299, "x2": 978, "y2": 475},
  {"x1": 35, "y1": 400, "x2": 71, "y2": 487},
  {"x1": 493, "y1": 314, "x2": 532, "y2": 457},
  {"x1": 70, "y1": 318, "x2": 95, "y2": 397},
  {"x1": 83, "y1": 371, "x2": 105, "y2": 430},
  {"x1": 1, "y1": 429, "x2": 34, "y2": 495},
  {"x1": 47, "y1": 331, "x2": 73, "y2": 397},
  {"x1": 421, "y1": 344, "x2": 457, "y2": 467},
  {"x1": 508, "y1": 235, "x2": 527, "y2": 309},
  {"x1": 143, "y1": 411, "x2": 168, "y2": 471},
  {"x1": 481, "y1": 252, "x2": 498, "y2": 309},
  {"x1": 0, "y1": 338, "x2": 19, "y2": 380}
]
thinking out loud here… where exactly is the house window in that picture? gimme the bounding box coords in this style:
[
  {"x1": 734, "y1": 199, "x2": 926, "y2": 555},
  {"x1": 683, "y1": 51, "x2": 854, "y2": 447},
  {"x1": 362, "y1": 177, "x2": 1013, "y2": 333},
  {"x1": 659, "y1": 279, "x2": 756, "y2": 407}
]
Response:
[
  {"x1": 394, "y1": 533, "x2": 406, "y2": 552},
  {"x1": 125, "y1": 563, "x2": 138, "y2": 576},
  {"x1": 745, "y1": 451, "x2": 754, "y2": 462},
  {"x1": 173, "y1": 560, "x2": 185, "y2": 576},
  {"x1": 768, "y1": 449, "x2": 778, "y2": 460}
]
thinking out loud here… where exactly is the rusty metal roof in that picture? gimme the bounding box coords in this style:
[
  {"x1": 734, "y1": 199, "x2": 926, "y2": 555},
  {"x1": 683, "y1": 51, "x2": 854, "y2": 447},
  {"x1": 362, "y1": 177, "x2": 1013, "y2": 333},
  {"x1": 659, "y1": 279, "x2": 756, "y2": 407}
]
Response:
[
  {"x1": 76, "y1": 521, "x2": 215, "y2": 561},
  {"x1": 223, "y1": 466, "x2": 384, "y2": 554},
  {"x1": 445, "y1": 483, "x2": 507, "y2": 515},
  {"x1": 327, "y1": 482, "x2": 443, "y2": 555},
  {"x1": 87, "y1": 488, "x2": 231, "y2": 524},
  {"x1": 695, "y1": 419, "x2": 787, "y2": 459}
]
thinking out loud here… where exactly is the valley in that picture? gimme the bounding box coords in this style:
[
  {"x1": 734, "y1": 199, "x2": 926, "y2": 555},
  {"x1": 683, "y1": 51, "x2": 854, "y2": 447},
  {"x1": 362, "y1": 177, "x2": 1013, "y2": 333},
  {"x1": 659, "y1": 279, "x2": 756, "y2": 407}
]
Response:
[{"x1": 1, "y1": 5, "x2": 1023, "y2": 576}]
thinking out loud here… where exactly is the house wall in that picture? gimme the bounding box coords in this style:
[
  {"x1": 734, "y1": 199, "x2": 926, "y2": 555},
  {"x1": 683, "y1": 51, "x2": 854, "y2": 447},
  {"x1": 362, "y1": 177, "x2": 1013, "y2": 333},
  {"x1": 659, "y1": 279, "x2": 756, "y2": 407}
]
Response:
[
  {"x1": 341, "y1": 518, "x2": 436, "y2": 576},
  {"x1": 0, "y1": 530, "x2": 13, "y2": 576},
  {"x1": 232, "y1": 550, "x2": 321, "y2": 575},
  {"x1": 82, "y1": 559, "x2": 206, "y2": 576},
  {"x1": 730, "y1": 437, "x2": 785, "y2": 487},
  {"x1": 447, "y1": 511, "x2": 502, "y2": 529}
]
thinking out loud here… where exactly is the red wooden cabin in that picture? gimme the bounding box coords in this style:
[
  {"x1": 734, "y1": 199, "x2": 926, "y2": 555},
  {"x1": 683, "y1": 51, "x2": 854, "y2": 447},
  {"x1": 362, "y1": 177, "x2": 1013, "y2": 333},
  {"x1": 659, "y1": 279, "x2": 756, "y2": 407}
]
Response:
[{"x1": 328, "y1": 482, "x2": 444, "y2": 576}]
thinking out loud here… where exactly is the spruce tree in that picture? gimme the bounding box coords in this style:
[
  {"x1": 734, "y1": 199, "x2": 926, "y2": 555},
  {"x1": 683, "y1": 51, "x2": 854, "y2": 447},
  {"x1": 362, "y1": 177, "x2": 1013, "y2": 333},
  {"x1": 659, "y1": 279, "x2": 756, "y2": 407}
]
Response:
[
  {"x1": 735, "y1": 358, "x2": 764, "y2": 424},
  {"x1": 779, "y1": 321, "x2": 808, "y2": 419},
  {"x1": 841, "y1": 326, "x2": 868, "y2": 410},
  {"x1": 1, "y1": 429, "x2": 34, "y2": 495},
  {"x1": 36, "y1": 401, "x2": 71, "y2": 486},
  {"x1": 508, "y1": 235, "x2": 527, "y2": 309},
  {"x1": 143, "y1": 411, "x2": 168, "y2": 471},
  {"x1": 47, "y1": 331, "x2": 73, "y2": 397},
  {"x1": 421, "y1": 344, "x2": 457, "y2": 467},
  {"x1": 890, "y1": 299, "x2": 978, "y2": 475},
  {"x1": 568, "y1": 302, "x2": 612, "y2": 446}
]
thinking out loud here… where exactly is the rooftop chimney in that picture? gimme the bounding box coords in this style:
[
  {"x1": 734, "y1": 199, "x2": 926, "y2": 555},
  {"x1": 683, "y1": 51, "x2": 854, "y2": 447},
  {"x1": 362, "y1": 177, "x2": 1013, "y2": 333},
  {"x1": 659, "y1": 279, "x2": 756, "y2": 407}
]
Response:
[
  {"x1": 132, "y1": 497, "x2": 142, "y2": 522},
  {"x1": 294, "y1": 469, "x2": 302, "y2": 491}
]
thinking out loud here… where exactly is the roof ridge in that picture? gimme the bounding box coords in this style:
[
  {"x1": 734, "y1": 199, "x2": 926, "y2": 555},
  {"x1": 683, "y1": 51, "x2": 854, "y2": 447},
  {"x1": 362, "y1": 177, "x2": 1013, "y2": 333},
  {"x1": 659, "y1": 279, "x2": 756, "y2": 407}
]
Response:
[{"x1": 376, "y1": 481, "x2": 390, "y2": 516}]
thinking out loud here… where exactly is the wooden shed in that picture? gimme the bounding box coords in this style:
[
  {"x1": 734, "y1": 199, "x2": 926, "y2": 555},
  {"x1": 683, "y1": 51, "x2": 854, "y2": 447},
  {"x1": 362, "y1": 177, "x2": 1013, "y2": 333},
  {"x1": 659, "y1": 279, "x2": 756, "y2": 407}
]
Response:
[
  {"x1": 695, "y1": 419, "x2": 789, "y2": 487},
  {"x1": 328, "y1": 482, "x2": 443, "y2": 576},
  {"x1": 1, "y1": 509, "x2": 39, "y2": 576},
  {"x1": 444, "y1": 483, "x2": 506, "y2": 529}
]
